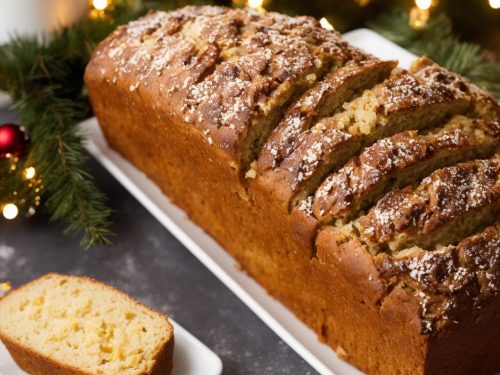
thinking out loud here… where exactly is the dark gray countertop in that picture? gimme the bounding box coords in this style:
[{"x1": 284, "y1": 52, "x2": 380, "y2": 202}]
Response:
[{"x1": 0, "y1": 108, "x2": 319, "y2": 375}]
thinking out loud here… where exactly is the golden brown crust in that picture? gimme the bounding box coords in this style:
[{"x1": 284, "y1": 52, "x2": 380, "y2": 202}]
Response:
[
  {"x1": 1, "y1": 328, "x2": 173, "y2": 375},
  {"x1": 0, "y1": 273, "x2": 174, "y2": 375},
  {"x1": 382, "y1": 66, "x2": 468, "y2": 116},
  {"x1": 261, "y1": 127, "x2": 360, "y2": 206},
  {"x1": 313, "y1": 117, "x2": 499, "y2": 223},
  {"x1": 357, "y1": 158, "x2": 500, "y2": 252},
  {"x1": 0, "y1": 333, "x2": 91, "y2": 375},
  {"x1": 92, "y1": 5, "x2": 371, "y2": 169},
  {"x1": 316, "y1": 222, "x2": 500, "y2": 336},
  {"x1": 258, "y1": 59, "x2": 396, "y2": 172},
  {"x1": 257, "y1": 64, "x2": 474, "y2": 209},
  {"x1": 375, "y1": 224, "x2": 500, "y2": 333},
  {"x1": 85, "y1": 7, "x2": 500, "y2": 374}
]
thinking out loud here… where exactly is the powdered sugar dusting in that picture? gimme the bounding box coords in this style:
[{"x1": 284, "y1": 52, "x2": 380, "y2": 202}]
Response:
[
  {"x1": 358, "y1": 158, "x2": 499, "y2": 251},
  {"x1": 312, "y1": 122, "x2": 478, "y2": 222}
]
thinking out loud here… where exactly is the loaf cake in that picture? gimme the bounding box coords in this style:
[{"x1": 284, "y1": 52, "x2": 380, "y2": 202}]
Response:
[
  {"x1": 84, "y1": 6, "x2": 500, "y2": 374},
  {"x1": 0, "y1": 273, "x2": 174, "y2": 375}
]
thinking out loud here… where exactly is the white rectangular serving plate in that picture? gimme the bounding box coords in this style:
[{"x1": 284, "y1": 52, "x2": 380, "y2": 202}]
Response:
[
  {"x1": 1, "y1": 29, "x2": 416, "y2": 375},
  {"x1": 0, "y1": 320, "x2": 223, "y2": 375}
]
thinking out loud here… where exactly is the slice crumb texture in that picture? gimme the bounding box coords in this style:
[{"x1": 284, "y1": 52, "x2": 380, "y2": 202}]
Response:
[{"x1": 0, "y1": 273, "x2": 173, "y2": 375}]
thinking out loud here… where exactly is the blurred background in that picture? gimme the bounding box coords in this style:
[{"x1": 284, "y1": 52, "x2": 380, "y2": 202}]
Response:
[
  {"x1": 156, "y1": 0, "x2": 500, "y2": 55},
  {"x1": 1, "y1": 0, "x2": 499, "y2": 53}
]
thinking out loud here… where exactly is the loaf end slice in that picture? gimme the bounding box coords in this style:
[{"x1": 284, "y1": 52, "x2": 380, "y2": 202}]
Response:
[{"x1": 0, "y1": 273, "x2": 174, "y2": 375}]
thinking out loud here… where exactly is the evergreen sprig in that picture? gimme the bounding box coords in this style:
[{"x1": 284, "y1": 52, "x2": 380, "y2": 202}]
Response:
[
  {"x1": 369, "y1": 9, "x2": 500, "y2": 99},
  {"x1": 0, "y1": 3, "x2": 142, "y2": 247}
]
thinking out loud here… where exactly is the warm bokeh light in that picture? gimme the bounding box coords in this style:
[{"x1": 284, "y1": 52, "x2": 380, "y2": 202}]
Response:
[
  {"x1": 92, "y1": 0, "x2": 109, "y2": 11},
  {"x1": 409, "y1": 6, "x2": 429, "y2": 29},
  {"x1": 24, "y1": 166, "x2": 36, "y2": 179},
  {"x1": 415, "y1": 0, "x2": 432, "y2": 10},
  {"x1": 0, "y1": 281, "x2": 11, "y2": 297},
  {"x1": 355, "y1": 0, "x2": 371, "y2": 6},
  {"x1": 0, "y1": 282, "x2": 11, "y2": 292},
  {"x1": 248, "y1": 0, "x2": 264, "y2": 9},
  {"x1": 2, "y1": 203, "x2": 19, "y2": 220},
  {"x1": 319, "y1": 17, "x2": 334, "y2": 30},
  {"x1": 489, "y1": 0, "x2": 500, "y2": 9}
]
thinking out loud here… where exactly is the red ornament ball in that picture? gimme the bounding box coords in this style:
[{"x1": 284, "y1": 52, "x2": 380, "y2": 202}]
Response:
[{"x1": 0, "y1": 123, "x2": 30, "y2": 157}]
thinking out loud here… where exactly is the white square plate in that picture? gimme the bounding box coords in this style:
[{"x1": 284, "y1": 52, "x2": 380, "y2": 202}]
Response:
[
  {"x1": 0, "y1": 29, "x2": 417, "y2": 375},
  {"x1": 0, "y1": 320, "x2": 222, "y2": 375}
]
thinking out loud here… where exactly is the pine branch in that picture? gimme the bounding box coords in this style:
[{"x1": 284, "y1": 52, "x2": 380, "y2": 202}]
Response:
[
  {"x1": 368, "y1": 9, "x2": 500, "y2": 99},
  {"x1": 18, "y1": 90, "x2": 112, "y2": 247},
  {"x1": 0, "y1": 4, "x2": 141, "y2": 247}
]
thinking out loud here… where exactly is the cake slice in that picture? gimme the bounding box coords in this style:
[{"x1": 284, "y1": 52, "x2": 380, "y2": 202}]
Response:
[
  {"x1": 0, "y1": 273, "x2": 174, "y2": 375},
  {"x1": 257, "y1": 58, "x2": 397, "y2": 172},
  {"x1": 260, "y1": 63, "x2": 472, "y2": 208},
  {"x1": 313, "y1": 116, "x2": 499, "y2": 224},
  {"x1": 355, "y1": 158, "x2": 500, "y2": 253}
]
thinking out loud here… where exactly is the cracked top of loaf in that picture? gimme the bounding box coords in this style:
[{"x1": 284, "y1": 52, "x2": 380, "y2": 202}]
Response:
[
  {"x1": 85, "y1": 6, "x2": 500, "y2": 334},
  {"x1": 357, "y1": 158, "x2": 499, "y2": 252},
  {"x1": 87, "y1": 6, "x2": 367, "y2": 165},
  {"x1": 375, "y1": 223, "x2": 500, "y2": 333}
]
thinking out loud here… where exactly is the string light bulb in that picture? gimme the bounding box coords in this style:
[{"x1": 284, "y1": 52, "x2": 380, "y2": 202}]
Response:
[
  {"x1": 0, "y1": 282, "x2": 11, "y2": 297},
  {"x1": 354, "y1": 0, "x2": 371, "y2": 6},
  {"x1": 24, "y1": 166, "x2": 36, "y2": 179},
  {"x1": 92, "y1": 0, "x2": 109, "y2": 11},
  {"x1": 248, "y1": 0, "x2": 264, "y2": 9},
  {"x1": 0, "y1": 282, "x2": 11, "y2": 292},
  {"x1": 410, "y1": 0, "x2": 438, "y2": 29},
  {"x1": 319, "y1": 17, "x2": 334, "y2": 30},
  {"x1": 489, "y1": 0, "x2": 500, "y2": 9},
  {"x1": 409, "y1": 5, "x2": 430, "y2": 29},
  {"x1": 415, "y1": 0, "x2": 432, "y2": 10},
  {"x1": 2, "y1": 203, "x2": 19, "y2": 220}
]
